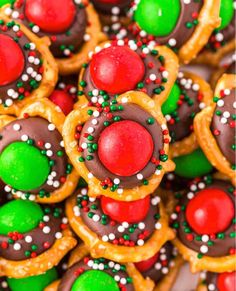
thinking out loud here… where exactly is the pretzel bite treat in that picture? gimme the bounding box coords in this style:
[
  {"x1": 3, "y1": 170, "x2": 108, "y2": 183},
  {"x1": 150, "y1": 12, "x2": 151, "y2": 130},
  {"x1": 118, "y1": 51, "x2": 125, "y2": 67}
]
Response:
[
  {"x1": 0, "y1": 100, "x2": 79, "y2": 203},
  {"x1": 194, "y1": 74, "x2": 236, "y2": 184},
  {"x1": 109, "y1": 0, "x2": 220, "y2": 64},
  {"x1": 195, "y1": 0, "x2": 235, "y2": 67},
  {"x1": 134, "y1": 242, "x2": 183, "y2": 290},
  {"x1": 0, "y1": 199, "x2": 77, "y2": 278},
  {"x1": 2, "y1": 0, "x2": 106, "y2": 74},
  {"x1": 66, "y1": 187, "x2": 174, "y2": 262},
  {"x1": 76, "y1": 40, "x2": 178, "y2": 108},
  {"x1": 0, "y1": 17, "x2": 57, "y2": 115},
  {"x1": 46, "y1": 250, "x2": 155, "y2": 291},
  {"x1": 64, "y1": 91, "x2": 174, "y2": 201},
  {"x1": 91, "y1": 0, "x2": 131, "y2": 25},
  {"x1": 197, "y1": 270, "x2": 236, "y2": 291},
  {"x1": 171, "y1": 176, "x2": 236, "y2": 273},
  {"x1": 161, "y1": 71, "x2": 213, "y2": 157},
  {"x1": 49, "y1": 75, "x2": 78, "y2": 116}
]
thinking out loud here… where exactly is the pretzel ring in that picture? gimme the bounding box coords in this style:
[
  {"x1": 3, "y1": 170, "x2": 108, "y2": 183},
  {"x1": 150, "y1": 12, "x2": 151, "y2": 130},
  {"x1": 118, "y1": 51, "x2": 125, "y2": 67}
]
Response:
[
  {"x1": 194, "y1": 74, "x2": 236, "y2": 185},
  {"x1": 66, "y1": 191, "x2": 175, "y2": 263},
  {"x1": 170, "y1": 176, "x2": 236, "y2": 273},
  {"x1": 45, "y1": 244, "x2": 155, "y2": 291},
  {"x1": 63, "y1": 91, "x2": 175, "y2": 201},
  {"x1": 165, "y1": 71, "x2": 213, "y2": 158},
  {"x1": 75, "y1": 41, "x2": 178, "y2": 109},
  {"x1": 0, "y1": 12, "x2": 58, "y2": 116},
  {"x1": 0, "y1": 99, "x2": 79, "y2": 203}
]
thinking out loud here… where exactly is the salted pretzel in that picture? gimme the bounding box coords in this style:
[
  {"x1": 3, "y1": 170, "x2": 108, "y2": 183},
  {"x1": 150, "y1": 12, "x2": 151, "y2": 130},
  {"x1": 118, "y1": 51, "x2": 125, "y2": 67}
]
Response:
[
  {"x1": 194, "y1": 74, "x2": 236, "y2": 185},
  {"x1": 75, "y1": 40, "x2": 178, "y2": 109},
  {"x1": 0, "y1": 99, "x2": 79, "y2": 203},
  {"x1": 0, "y1": 13, "x2": 58, "y2": 116},
  {"x1": 1, "y1": 1, "x2": 107, "y2": 75},
  {"x1": 63, "y1": 91, "x2": 175, "y2": 201}
]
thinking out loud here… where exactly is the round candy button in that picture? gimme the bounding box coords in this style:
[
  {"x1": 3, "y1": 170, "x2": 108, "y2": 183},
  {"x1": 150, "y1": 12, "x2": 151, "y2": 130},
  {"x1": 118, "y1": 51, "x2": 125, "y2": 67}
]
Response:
[
  {"x1": 0, "y1": 34, "x2": 25, "y2": 86},
  {"x1": 217, "y1": 271, "x2": 236, "y2": 291},
  {"x1": 101, "y1": 195, "x2": 150, "y2": 223},
  {"x1": 186, "y1": 188, "x2": 234, "y2": 235},
  {"x1": 90, "y1": 45, "x2": 145, "y2": 94},
  {"x1": 25, "y1": 0, "x2": 76, "y2": 33},
  {"x1": 49, "y1": 90, "x2": 74, "y2": 116},
  {"x1": 98, "y1": 120, "x2": 154, "y2": 176}
]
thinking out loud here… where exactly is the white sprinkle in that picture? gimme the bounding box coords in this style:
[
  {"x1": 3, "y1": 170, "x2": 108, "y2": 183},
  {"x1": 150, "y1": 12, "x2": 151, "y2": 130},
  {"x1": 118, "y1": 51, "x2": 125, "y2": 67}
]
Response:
[
  {"x1": 114, "y1": 275, "x2": 120, "y2": 282},
  {"x1": 223, "y1": 111, "x2": 230, "y2": 118},
  {"x1": 200, "y1": 245, "x2": 208, "y2": 254},
  {"x1": 32, "y1": 25, "x2": 40, "y2": 33},
  {"x1": 88, "y1": 260, "x2": 94, "y2": 267},
  {"x1": 151, "y1": 196, "x2": 160, "y2": 205},
  {"x1": 187, "y1": 192, "x2": 194, "y2": 199},
  {"x1": 155, "y1": 222, "x2": 162, "y2": 229},
  {"x1": 13, "y1": 124, "x2": 21, "y2": 131},
  {"x1": 138, "y1": 222, "x2": 145, "y2": 230},
  {"x1": 46, "y1": 150, "x2": 53, "y2": 157},
  {"x1": 48, "y1": 124, "x2": 56, "y2": 131},
  {"x1": 208, "y1": 284, "x2": 216, "y2": 291},
  {"x1": 93, "y1": 214, "x2": 100, "y2": 222},
  {"x1": 114, "y1": 178, "x2": 120, "y2": 185},
  {"x1": 13, "y1": 243, "x2": 21, "y2": 250},
  {"x1": 137, "y1": 173, "x2": 143, "y2": 180},
  {"x1": 55, "y1": 232, "x2": 63, "y2": 239},
  {"x1": 201, "y1": 235, "x2": 209, "y2": 242},
  {"x1": 168, "y1": 38, "x2": 177, "y2": 46},
  {"x1": 25, "y1": 235, "x2": 32, "y2": 243},
  {"x1": 43, "y1": 226, "x2": 51, "y2": 234},
  {"x1": 192, "y1": 84, "x2": 200, "y2": 91},
  {"x1": 45, "y1": 143, "x2": 51, "y2": 149},
  {"x1": 220, "y1": 117, "x2": 227, "y2": 124},
  {"x1": 155, "y1": 262, "x2": 162, "y2": 270},
  {"x1": 118, "y1": 226, "x2": 125, "y2": 233},
  {"x1": 122, "y1": 222, "x2": 129, "y2": 228},
  {"x1": 120, "y1": 278, "x2": 127, "y2": 285},
  {"x1": 43, "y1": 215, "x2": 50, "y2": 222},
  {"x1": 108, "y1": 233, "x2": 115, "y2": 240},
  {"x1": 21, "y1": 134, "x2": 28, "y2": 141},
  {"x1": 87, "y1": 127, "x2": 94, "y2": 133}
]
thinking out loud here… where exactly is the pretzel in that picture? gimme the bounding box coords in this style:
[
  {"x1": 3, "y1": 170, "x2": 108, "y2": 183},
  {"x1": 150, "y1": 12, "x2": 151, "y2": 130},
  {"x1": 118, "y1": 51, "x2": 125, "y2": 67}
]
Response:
[
  {"x1": 0, "y1": 229, "x2": 77, "y2": 278},
  {"x1": 45, "y1": 244, "x2": 156, "y2": 291},
  {"x1": 63, "y1": 91, "x2": 175, "y2": 201},
  {"x1": 194, "y1": 74, "x2": 236, "y2": 185},
  {"x1": 172, "y1": 238, "x2": 236, "y2": 273},
  {"x1": 194, "y1": 39, "x2": 236, "y2": 68},
  {"x1": 56, "y1": 4, "x2": 107, "y2": 75},
  {"x1": 0, "y1": 12, "x2": 58, "y2": 116},
  {"x1": 66, "y1": 192, "x2": 175, "y2": 263},
  {"x1": 75, "y1": 41, "x2": 179, "y2": 109},
  {"x1": 0, "y1": 99, "x2": 79, "y2": 203},
  {"x1": 168, "y1": 71, "x2": 213, "y2": 158},
  {"x1": 178, "y1": 0, "x2": 221, "y2": 64}
]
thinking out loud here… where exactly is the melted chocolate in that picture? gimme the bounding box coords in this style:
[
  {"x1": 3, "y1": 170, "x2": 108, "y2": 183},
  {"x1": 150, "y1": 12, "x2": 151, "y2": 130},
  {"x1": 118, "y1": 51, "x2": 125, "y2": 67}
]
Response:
[
  {"x1": 211, "y1": 90, "x2": 235, "y2": 165},
  {"x1": 0, "y1": 20, "x2": 42, "y2": 107},
  {"x1": 226, "y1": 60, "x2": 236, "y2": 74},
  {"x1": 79, "y1": 104, "x2": 164, "y2": 188},
  {"x1": 173, "y1": 179, "x2": 235, "y2": 257},
  {"x1": 0, "y1": 117, "x2": 68, "y2": 194},
  {"x1": 166, "y1": 73, "x2": 203, "y2": 142},
  {"x1": 91, "y1": 0, "x2": 131, "y2": 15},
  {"x1": 58, "y1": 257, "x2": 135, "y2": 291},
  {"x1": 10, "y1": 0, "x2": 87, "y2": 58}
]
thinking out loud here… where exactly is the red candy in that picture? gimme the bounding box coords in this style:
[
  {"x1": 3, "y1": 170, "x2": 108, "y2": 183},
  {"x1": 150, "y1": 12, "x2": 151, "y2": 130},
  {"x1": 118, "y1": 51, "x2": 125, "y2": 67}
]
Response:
[
  {"x1": 217, "y1": 272, "x2": 236, "y2": 291},
  {"x1": 101, "y1": 195, "x2": 150, "y2": 223},
  {"x1": 49, "y1": 90, "x2": 74, "y2": 115},
  {"x1": 96, "y1": 0, "x2": 127, "y2": 3},
  {"x1": 134, "y1": 252, "x2": 159, "y2": 272},
  {"x1": 186, "y1": 188, "x2": 234, "y2": 235},
  {"x1": 90, "y1": 45, "x2": 145, "y2": 94},
  {"x1": 0, "y1": 34, "x2": 25, "y2": 86},
  {"x1": 25, "y1": 0, "x2": 76, "y2": 33},
  {"x1": 98, "y1": 120, "x2": 154, "y2": 176}
]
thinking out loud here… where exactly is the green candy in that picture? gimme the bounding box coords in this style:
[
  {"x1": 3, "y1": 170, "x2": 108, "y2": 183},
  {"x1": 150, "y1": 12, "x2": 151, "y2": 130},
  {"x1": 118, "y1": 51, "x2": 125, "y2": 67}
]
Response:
[
  {"x1": 134, "y1": 0, "x2": 181, "y2": 37},
  {"x1": 7, "y1": 268, "x2": 58, "y2": 291},
  {"x1": 71, "y1": 270, "x2": 120, "y2": 291},
  {"x1": 218, "y1": 0, "x2": 234, "y2": 30},
  {"x1": 0, "y1": 200, "x2": 44, "y2": 235},
  {"x1": 0, "y1": 0, "x2": 11, "y2": 7},
  {"x1": 174, "y1": 148, "x2": 213, "y2": 179},
  {"x1": 0, "y1": 141, "x2": 50, "y2": 191},
  {"x1": 162, "y1": 83, "x2": 181, "y2": 115}
]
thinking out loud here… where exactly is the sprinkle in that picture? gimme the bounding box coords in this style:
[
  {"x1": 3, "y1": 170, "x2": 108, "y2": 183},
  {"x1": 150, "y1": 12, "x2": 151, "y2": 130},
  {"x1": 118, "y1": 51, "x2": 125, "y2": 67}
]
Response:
[{"x1": 200, "y1": 245, "x2": 208, "y2": 254}]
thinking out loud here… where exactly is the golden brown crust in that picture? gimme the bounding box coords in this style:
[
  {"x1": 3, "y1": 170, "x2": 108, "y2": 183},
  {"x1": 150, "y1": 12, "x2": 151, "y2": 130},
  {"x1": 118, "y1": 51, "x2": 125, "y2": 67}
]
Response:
[
  {"x1": 172, "y1": 237, "x2": 236, "y2": 273},
  {"x1": 169, "y1": 71, "x2": 213, "y2": 158},
  {"x1": 75, "y1": 42, "x2": 179, "y2": 109},
  {"x1": 194, "y1": 74, "x2": 236, "y2": 185},
  {"x1": 67, "y1": 244, "x2": 90, "y2": 268},
  {"x1": 0, "y1": 11, "x2": 58, "y2": 116},
  {"x1": 154, "y1": 256, "x2": 184, "y2": 291},
  {"x1": 44, "y1": 280, "x2": 60, "y2": 291},
  {"x1": 0, "y1": 99, "x2": 79, "y2": 203},
  {"x1": 196, "y1": 280, "x2": 208, "y2": 291},
  {"x1": 66, "y1": 193, "x2": 175, "y2": 263},
  {"x1": 0, "y1": 233, "x2": 77, "y2": 278},
  {"x1": 64, "y1": 91, "x2": 175, "y2": 201},
  {"x1": 56, "y1": 4, "x2": 107, "y2": 75},
  {"x1": 179, "y1": 0, "x2": 221, "y2": 64},
  {"x1": 193, "y1": 39, "x2": 236, "y2": 67}
]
